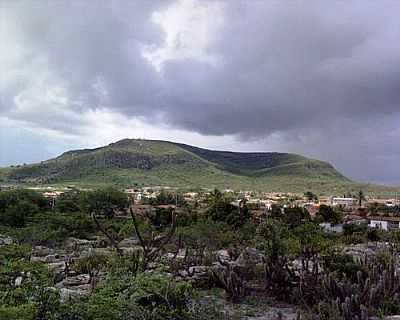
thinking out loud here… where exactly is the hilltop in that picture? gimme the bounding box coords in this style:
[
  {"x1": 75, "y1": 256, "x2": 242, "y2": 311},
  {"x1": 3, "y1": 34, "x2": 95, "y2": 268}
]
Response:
[{"x1": 0, "y1": 139, "x2": 393, "y2": 194}]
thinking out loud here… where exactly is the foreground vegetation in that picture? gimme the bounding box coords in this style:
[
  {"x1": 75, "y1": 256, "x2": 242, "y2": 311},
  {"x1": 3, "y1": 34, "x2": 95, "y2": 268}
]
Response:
[{"x1": 1, "y1": 188, "x2": 400, "y2": 319}]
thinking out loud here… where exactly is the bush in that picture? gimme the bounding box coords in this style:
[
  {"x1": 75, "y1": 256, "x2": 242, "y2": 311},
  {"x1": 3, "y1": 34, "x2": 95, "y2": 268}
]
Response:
[
  {"x1": 55, "y1": 190, "x2": 82, "y2": 213},
  {"x1": 0, "y1": 244, "x2": 57, "y2": 320},
  {"x1": 80, "y1": 187, "x2": 129, "y2": 219},
  {"x1": 0, "y1": 189, "x2": 49, "y2": 227},
  {"x1": 69, "y1": 271, "x2": 193, "y2": 320},
  {"x1": 0, "y1": 304, "x2": 36, "y2": 320},
  {"x1": 179, "y1": 220, "x2": 237, "y2": 250},
  {"x1": 7, "y1": 212, "x2": 95, "y2": 246},
  {"x1": 2, "y1": 200, "x2": 38, "y2": 227},
  {"x1": 317, "y1": 205, "x2": 343, "y2": 224},
  {"x1": 322, "y1": 251, "x2": 365, "y2": 281}
]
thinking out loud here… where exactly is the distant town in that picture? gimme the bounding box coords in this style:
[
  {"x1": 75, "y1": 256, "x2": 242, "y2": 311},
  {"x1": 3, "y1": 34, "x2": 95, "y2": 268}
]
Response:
[{"x1": 2, "y1": 184, "x2": 400, "y2": 233}]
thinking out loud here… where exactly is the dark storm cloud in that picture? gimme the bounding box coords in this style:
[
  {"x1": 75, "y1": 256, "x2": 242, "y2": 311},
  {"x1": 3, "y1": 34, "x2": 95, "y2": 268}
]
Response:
[
  {"x1": 157, "y1": 1, "x2": 400, "y2": 136},
  {"x1": 1, "y1": 0, "x2": 400, "y2": 183},
  {"x1": 1, "y1": 0, "x2": 168, "y2": 118}
]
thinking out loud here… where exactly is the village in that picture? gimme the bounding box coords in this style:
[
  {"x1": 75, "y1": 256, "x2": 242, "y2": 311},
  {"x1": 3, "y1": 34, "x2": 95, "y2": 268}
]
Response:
[{"x1": 3, "y1": 184, "x2": 400, "y2": 233}]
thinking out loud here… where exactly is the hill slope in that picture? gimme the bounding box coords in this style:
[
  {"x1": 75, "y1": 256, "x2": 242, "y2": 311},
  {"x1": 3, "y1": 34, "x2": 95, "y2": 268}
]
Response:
[{"x1": 0, "y1": 139, "x2": 355, "y2": 192}]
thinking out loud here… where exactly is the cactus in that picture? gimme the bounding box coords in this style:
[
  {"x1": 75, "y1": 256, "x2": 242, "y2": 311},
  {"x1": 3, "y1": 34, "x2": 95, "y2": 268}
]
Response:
[
  {"x1": 312, "y1": 251, "x2": 400, "y2": 319},
  {"x1": 211, "y1": 262, "x2": 247, "y2": 302}
]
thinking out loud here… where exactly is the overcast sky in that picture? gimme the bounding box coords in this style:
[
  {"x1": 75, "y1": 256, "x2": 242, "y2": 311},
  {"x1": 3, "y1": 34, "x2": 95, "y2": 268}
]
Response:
[{"x1": 1, "y1": 0, "x2": 400, "y2": 185}]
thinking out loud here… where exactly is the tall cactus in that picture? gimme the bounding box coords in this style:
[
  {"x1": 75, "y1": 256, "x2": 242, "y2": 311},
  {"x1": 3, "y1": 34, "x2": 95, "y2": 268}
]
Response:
[{"x1": 314, "y1": 251, "x2": 400, "y2": 319}]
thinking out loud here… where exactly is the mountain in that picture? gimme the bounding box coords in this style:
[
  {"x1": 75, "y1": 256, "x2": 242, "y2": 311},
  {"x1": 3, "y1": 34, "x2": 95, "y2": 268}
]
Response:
[{"x1": 0, "y1": 139, "x2": 357, "y2": 192}]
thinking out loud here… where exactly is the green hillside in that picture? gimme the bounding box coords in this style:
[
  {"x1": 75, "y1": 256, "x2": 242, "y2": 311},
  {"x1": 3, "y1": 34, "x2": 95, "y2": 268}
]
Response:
[{"x1": 1, "y1": 138, "x2": 391, "y2": 194}]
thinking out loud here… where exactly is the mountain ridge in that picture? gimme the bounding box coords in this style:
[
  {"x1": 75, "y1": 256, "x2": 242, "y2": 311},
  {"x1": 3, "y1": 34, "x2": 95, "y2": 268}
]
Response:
[{"x1": 0, "y1": 138, "x2": 360, "y2": 192}]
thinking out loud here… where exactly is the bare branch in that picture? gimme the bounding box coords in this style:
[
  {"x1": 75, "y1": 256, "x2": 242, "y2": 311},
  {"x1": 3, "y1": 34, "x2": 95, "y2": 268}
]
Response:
[{"x1": 91, "y1": 212, "x2": 122, "y2": 256}]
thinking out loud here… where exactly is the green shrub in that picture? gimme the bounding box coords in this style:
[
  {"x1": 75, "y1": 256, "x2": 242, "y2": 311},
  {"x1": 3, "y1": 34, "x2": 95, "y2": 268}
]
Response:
[
  {"x1": 0, "y1": 303, "x2": 36, "y2": 320},
  {"x1": 179, "y1": 220, "x2": 237, "y2": 249},
  {"x1": 71, "y1": 271, "x2": 193, "y2": 320}
]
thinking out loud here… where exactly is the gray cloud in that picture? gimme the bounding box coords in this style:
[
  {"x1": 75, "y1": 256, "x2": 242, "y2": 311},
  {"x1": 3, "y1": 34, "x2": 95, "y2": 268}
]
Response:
[{"x1": 1, "y1": 0, "x2": 400, "y2": 184}]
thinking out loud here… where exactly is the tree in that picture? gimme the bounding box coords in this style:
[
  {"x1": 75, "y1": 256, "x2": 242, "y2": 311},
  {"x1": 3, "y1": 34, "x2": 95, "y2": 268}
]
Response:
[
  {"x1": 258, "y1": 219, "x2": 293, "y2": 261},
  {"x1": 0, "y1": 189, "x2": 47, "y2": 214},
  {"x1": 130, "y1": 208, "x2": 177, "y2": 270},
  {"x1": 2, "y1": 201, "x2": 38, "y2": 227},
  {"x1": 283, "y1": 206, "x2": 310, "y2": 229},
  {"x1": 269, "y1": 204, "x2": 283, "y2": 219},
  {"x1": 357, "y1": 190, "x2": 366, "y2": 207},
  {"x1": 55, "y1": 190, "x2": 81, "y2": 213},
  {"x1": 0, "y1": 191, "x2": 41, "y2": 228},
  {"x1": 206, "y1": 189, "x2": 249, "y2": 228},
  {"x1": 80, "y1": 188, "x2": 129, "y2": 253},
  {"x1": 317, "y1": 205, "x2": 343, "y2": 225},
  {"x1": 304, "y1": 191, "x2": 318, "y2": 202},
  {"x1": 80, "y1": 187, "x2": 128, "y2": 219}
]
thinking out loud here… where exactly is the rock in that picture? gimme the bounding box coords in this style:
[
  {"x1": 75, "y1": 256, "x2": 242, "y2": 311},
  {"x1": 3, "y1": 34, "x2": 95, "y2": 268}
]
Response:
[
  {"x1": 164, "y1": 249, "x2": 187, "y2": 261},
  {"x1": 14, "y1": 276, "x2": 23, "y2": 287},
  {"x1": 65, "y1": 238, "x2": 95, "y2": 252},
  {"x1": 93, "y1": 247, "x2": 114, "y2": 255},
  {"x1": 31, "y1": 256, "x2": 46, "y2": 262},
  {"x1": 121, "y1": 246, "x2": 142, "y2": 255},
  {"x1": 188, "y1": 265, "x2": 209, "y2": 275},
  {"x1": 246, "y1": 308, "x2": 298, "y2": 320},
  {"x1": 78, "y1": 247, "x2": 113, "y2": 258},
  {"x1": 188, "y1": 266, "x2": 212, "y2": 284},
  {"x1": 44, "y1": 254, "x2": 62, "y2": 263},
  {"x1": 178, "y1": 270, "x2": 189, "y2": 278},
  {"x1": 47, "y1": 261, "x2": 66, "y2": 274},
  {"x1": 216, "y1": 250, "x2": 231, "y2": 263},
  {"x1": 236, "y1": 248, "x2": 265, "y2": 266},
  {"x1": 57, "y1": 274, "x2": 90, "y2": 288},
  {"x1": 0, "y1": 235, "x2": 13, "y2": 246},
  {"x1": 59, "y1": 286, "x2": 90, "y2": 303},
  {"x1": 119, "y1": 238, "x2": 140, "y2": 247},
  {"x1": 343, "y1": 242, "x2": 390, "y2": 260},
  {"x1": 33, "y1": 245, "x2": 53, "y2": 257}
]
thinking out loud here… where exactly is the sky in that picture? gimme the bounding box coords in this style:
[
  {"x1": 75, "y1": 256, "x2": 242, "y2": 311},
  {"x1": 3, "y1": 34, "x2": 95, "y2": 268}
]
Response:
[{"x1": 1, "y1": 0, "x2": 400, "y2": 185}]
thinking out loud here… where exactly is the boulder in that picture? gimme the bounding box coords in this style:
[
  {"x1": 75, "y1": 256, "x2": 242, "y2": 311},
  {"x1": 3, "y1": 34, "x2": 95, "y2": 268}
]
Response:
[
  {"x1": 32, "y1": 246, "x2": 53, "y2": 257},
  {"x1": 57, "y1": 274, "x2": 90, "y2": 288},
  {"x1": 0, "y1": 235, "x2": 13, "y2": 246},
  {"x1": 215, "y1": 250, "x2": 231, "y2": 264},
  {"x1": 65, "y1": 238, "x2": 96, "y2": 252},
  {"x1": 236, "y1": 248, "x2": 265, "y2": 266},
  {"x1": 47, "y1": 261, "x2": 66, "y2": 274},
  {"x1": 119, "y1": 238, "x2": 140, "y2": 247},
  {"x1": 44, "y1": 254, "x2": 62, "y2": 263},
  {"x1": 59, "y1": 286, "x2": 91, "y2": 303},
  {"x1": 14, "y1": 276, "x2": 23, "y2": 287}
]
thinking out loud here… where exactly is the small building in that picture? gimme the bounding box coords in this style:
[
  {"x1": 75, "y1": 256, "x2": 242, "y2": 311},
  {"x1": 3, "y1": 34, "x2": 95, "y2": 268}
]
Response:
[
  {"x1": 367, "y1": 216, "x2": 400, "y2": 231},
  {"x1": 343, "y1": 214, "x2": 368, "y2": 225},
  {"x1": 318, "y1": 196, "x2": 330, "y2": 205},
  {"x1": 331, "y1": 197, "x2": 357, "y2": 207},
  {"x1": 183, "y1": 192, "x2": 198, "y2": 201},
  {"x1": 42, "y1": 191, "x2": 64, "y2": 198},
  {"x1": 320, "y1": 222, "x2": 343, "y2": 233}
]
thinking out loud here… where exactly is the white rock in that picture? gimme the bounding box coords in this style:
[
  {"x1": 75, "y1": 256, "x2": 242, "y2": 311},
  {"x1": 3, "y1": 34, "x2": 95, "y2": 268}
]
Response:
[{"x1": 14, "y1": 276, "x2": 23, "y2": 287}]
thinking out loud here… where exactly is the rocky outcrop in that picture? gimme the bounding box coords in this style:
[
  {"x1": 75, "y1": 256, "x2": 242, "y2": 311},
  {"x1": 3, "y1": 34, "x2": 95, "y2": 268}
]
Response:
[{"x1": 0, "y1": 234, "x2": 13, "y2": 246}]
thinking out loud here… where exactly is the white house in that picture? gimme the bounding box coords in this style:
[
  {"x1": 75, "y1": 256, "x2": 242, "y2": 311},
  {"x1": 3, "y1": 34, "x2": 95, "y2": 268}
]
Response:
[
  {"x1": 368, "y1": 216, "x2": 400, "y2": 231},
  {"x1": 319, "y1": 223, "x2": 343, "y2": 233},
  {"x1": 331, "y1": 197, "x2": 357, "y2": 207}
]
